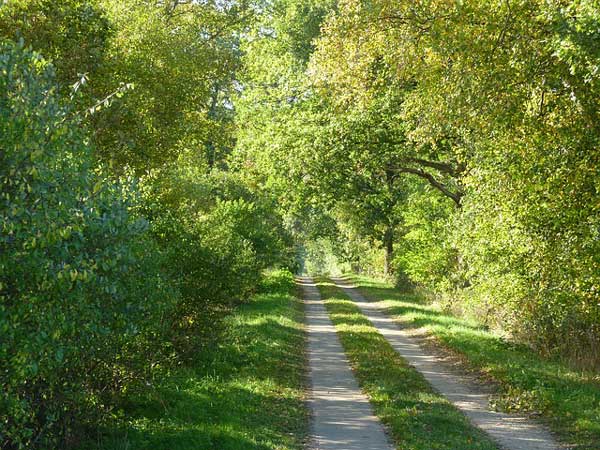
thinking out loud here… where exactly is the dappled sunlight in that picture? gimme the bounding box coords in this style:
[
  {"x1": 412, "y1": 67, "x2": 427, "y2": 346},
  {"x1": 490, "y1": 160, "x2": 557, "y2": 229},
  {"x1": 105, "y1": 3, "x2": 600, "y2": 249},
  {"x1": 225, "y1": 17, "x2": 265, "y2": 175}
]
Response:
[
  {"x1": 244, "y1": 313, "x2": 304, "y2": 331},
  {"x1": 87, "y1": 273, "x2": 308, "y2": 450},
  {"x1": 328, "y1": 313, "x2": 372, "y2": 327},
  {"x1": 102, "y1": 378, "x2": 303, "y2": 450},
  {"x1": 327, "y1": 277, "x2": 571, "y2": 450},
  {"x1": 4, "y1": 1, "x2": 600, "y2": 448}
]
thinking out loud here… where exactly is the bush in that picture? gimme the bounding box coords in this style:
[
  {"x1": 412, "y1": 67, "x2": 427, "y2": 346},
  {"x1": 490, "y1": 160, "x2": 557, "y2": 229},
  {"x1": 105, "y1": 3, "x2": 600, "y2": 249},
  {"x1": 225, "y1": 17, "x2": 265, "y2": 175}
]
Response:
[
  {"x1": 0, "y1": 41, "x2": 176, "y2": 449},
  {"x1": 139, "y1": 155, "x2": 295, "y2": 356},
  {"x1": 393, "y1": 188, "x2": 460, "y2": 296},
  {"x1": 258, "y1": 268, "x2": 296, "y2": 295}
]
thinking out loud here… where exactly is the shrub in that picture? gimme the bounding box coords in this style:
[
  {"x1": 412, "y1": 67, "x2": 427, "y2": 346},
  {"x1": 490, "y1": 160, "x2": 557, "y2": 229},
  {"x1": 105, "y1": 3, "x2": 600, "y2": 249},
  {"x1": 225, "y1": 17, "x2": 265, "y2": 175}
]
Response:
[
  {"x1": 0, "y1": 41, "x2": 176, "y2": 449},
  {"x1": 139, "y1": 155, "x2": 294, "y2": 356}
]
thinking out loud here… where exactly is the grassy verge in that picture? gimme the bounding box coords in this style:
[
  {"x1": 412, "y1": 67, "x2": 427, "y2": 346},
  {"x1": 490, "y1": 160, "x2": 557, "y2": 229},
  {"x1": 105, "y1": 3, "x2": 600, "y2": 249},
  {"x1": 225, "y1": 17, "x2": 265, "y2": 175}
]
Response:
[
  {"x1": 315, "y1": 277, "x2": 500, "y2": 450},
  {"x1": 88, "y1": 270, "x2": 308, "y2": 450},
  {"x1": 346, "y1": 274, "x2": 600, "y2": 450}
]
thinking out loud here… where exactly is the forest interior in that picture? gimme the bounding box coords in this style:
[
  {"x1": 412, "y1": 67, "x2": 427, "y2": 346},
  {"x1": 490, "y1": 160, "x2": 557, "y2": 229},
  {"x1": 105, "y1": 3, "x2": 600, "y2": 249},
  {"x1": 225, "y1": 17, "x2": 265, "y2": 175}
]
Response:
[{"x1": 1, "y1": 0, "x2": 600, "y2": 449}]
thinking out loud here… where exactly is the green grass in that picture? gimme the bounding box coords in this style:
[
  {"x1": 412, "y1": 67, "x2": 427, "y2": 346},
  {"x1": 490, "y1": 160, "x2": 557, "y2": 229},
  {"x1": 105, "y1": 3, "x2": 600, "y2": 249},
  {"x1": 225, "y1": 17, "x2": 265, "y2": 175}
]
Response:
[
  {"x1": 315, "y1": 277, "x2": 500, "y2": 450},
  {"x1": 87, "y1": 270, "x2": 308, "y2": 450},
  {"x1": 347, "y1": 274, "x2": 600, "y2": 450}
]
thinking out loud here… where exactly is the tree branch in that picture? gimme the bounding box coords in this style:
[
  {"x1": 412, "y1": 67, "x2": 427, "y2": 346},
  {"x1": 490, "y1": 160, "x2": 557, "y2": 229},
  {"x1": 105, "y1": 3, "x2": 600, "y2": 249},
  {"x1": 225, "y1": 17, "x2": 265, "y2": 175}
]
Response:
[
  {"x1": 406, "y1": 157, "x2": 465, "y2": 176},
  {"x1": 343, "y1": 136, "x2": 466, "y2": 177},
  {"x1": 393, "y1": 166, "x2": 463, "y2": 206}
]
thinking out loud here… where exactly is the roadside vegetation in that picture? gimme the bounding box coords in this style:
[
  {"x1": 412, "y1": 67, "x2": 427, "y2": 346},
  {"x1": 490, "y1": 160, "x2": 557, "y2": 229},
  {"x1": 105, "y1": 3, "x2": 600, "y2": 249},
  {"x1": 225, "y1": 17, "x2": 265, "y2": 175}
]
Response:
[
  {"x1": 85, "y1": 270, "x2": 308, "y2": 450},
  {"x1": 315, "y1": 278, "x2": 500, "y2": 450},
  {"x1": 0, "y1": 3, "x2": 295, "y2": 448},
  {"x1": 239, "y1": 0, "x2": 600, "y2": 372},
  {"x1": 346, "y1": 274, "x2": 600, "y2": 450}
]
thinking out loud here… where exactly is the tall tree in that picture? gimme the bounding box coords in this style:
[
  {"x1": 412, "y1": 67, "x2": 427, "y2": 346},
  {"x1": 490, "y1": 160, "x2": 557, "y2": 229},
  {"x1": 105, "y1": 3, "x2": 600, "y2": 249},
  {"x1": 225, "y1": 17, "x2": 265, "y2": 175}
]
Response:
[{"x1": 307, "y1": 0, "x2": 600, "y2": 358}]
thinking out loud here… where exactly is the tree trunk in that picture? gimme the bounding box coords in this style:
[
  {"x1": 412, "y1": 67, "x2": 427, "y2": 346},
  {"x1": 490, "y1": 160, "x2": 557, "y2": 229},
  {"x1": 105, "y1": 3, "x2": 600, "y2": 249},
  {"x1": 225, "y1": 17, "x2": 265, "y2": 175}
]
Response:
[{"x1": 383, "y1": 226, "x2": 394, "y2": 276}]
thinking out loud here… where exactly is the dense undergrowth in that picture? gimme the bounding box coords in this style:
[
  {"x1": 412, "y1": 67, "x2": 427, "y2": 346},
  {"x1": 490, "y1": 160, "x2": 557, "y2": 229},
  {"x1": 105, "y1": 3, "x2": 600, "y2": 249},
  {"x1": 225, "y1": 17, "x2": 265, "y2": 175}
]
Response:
[
  {"x1": 348, "y1": 275, "x2": 600, "y2": 450},
  {"x1": 0, "y1": 36, "x2": 293, "y2": 449}
]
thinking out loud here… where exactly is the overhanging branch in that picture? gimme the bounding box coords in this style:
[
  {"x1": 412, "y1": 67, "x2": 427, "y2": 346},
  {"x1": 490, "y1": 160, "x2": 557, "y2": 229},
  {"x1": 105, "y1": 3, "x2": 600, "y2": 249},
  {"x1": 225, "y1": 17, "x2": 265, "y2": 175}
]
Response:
[
  {"x1": 393, "y1": 166, "x2": 463, "y2": 206},
  {"x1": 406, "y1": 157, "x2": 465, "y2": 177}
]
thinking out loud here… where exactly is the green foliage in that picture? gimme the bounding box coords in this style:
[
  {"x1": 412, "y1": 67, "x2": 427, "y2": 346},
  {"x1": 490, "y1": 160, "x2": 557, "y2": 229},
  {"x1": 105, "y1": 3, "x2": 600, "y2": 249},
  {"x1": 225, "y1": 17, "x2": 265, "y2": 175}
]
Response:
[
  {"x1": 235, "y1": 0, "x2": 600, "y2": 368},
  {"x1": 91, "y1": 0, "x2": 247, "y2": 171},
  {"x1": 233, "y1": 0, "x2": 336, "y2": 225},
  {"x1": 0, "y1": 0, "x2": 112, "y2": 90},
  {"x1": 393, "y1": 187, "x2": 459, "y2": 294},
  {"x1": 0, "y1": 41, "x2": 176, "y2": 449},
  {"x1": 1, "y1": 2, "x2": 296, "y2": 448},
  {"x1": 4, "y1": 0, "x2": 600, "y2": 445},
  {"x1": 0, "y1": 34, "x2": 295, "y2": 448},
  {"x1": 299, "y1": 238, "x2": 346, "y2": 275},
  {"x1": 0, "y1": 0, "x2": 251, "y2": 172},
  {"x1": 282, "y1": 0, "x2": 600, "y2": 366},
  {"x1": 139, "y1": 154, "x2": 294, "y2": 356}
]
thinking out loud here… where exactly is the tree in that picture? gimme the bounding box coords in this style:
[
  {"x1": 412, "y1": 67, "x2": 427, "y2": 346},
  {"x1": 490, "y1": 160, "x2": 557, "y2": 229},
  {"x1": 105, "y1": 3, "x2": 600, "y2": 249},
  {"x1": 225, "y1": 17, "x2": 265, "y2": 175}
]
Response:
[
  {"x1": 307, "y1": 0, "x2": 600, "y2": 360},
  {"x1": 0, "y1": 40, "x2": 175, "y2": 449},
  {"x1": 0, "y1": 0, "x2": 112, "y2": 92}
]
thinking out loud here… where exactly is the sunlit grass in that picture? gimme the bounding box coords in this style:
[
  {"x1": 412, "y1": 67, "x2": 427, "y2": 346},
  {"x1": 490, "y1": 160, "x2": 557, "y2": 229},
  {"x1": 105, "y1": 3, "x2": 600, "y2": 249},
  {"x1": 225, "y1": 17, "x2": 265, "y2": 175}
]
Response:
[
  {"x1": 86, "y1": 272, "x2": 308, "y2": 450},
  {"x1": 347, "y1": 274, "x2": 600, "y2": 450}
]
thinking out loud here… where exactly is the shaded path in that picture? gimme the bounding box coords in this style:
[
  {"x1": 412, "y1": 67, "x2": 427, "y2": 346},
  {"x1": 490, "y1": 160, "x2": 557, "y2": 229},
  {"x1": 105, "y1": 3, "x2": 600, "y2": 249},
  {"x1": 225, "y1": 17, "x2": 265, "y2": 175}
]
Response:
[
  {"x1": 299, "y1": 277, "x2": 393, "y2": 450},
  {"x1": 331, "y1": 277, "x2": 563, "y2": 450}
]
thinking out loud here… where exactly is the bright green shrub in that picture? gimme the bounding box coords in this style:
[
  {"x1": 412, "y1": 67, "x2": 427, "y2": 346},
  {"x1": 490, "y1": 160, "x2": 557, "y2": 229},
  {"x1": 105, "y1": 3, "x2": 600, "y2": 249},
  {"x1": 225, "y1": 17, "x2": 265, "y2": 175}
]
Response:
[
  {"x1": 456, "y1": 131, "x2": 600, "y2": 361},
  {"x1": 0, "y1": 41, "x2": 176, "y2": 449},
  {"x1": 139, "y1": 156, "x2": 294, "y2": 356},
  {"x1": 258, "y1": 268, "x2": 296, "y2": 295}
]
